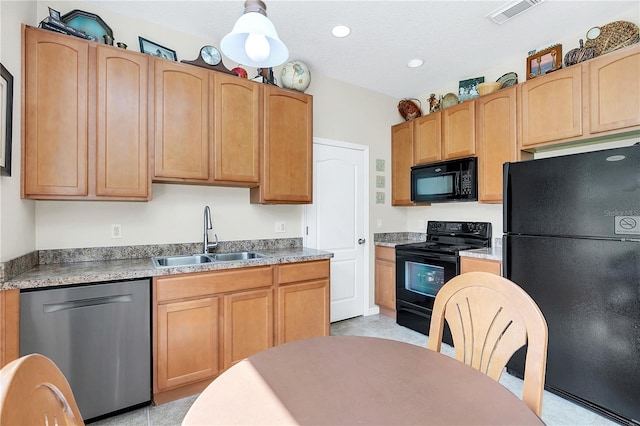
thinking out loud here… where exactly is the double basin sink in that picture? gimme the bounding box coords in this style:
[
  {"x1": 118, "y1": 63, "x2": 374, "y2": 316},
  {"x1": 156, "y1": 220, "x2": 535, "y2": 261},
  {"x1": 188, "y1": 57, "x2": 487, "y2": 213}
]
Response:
[{"x1": 152, "y1": 251, "x2": 269, "y2": 268}]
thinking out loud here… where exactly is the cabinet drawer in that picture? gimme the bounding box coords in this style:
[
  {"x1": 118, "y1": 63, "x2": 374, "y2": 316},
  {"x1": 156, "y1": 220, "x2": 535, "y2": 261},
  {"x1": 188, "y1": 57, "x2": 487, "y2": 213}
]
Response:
[
  {"x1": 375, "y1": 246, "x2": 395, "y2": 262},
  {"x1": 276, "y1": 260, "x2": 330, "y2": 285},
  {"x1": 155, "y1": 266, "x2": 273, "y2": 302}
]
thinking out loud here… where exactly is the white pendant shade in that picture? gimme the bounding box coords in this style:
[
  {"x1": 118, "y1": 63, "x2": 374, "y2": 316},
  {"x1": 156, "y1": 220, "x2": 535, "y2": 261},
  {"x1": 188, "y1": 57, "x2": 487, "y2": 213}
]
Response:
[{"x1": 221, "y1": 4, "x2": 289, "y2": 68}]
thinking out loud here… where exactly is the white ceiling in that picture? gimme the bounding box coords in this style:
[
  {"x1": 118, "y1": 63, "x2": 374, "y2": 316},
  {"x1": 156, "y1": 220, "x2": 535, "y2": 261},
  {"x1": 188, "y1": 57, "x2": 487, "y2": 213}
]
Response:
[{"x1": 90, "y1": 0, "x2": 639, "y2": 99}]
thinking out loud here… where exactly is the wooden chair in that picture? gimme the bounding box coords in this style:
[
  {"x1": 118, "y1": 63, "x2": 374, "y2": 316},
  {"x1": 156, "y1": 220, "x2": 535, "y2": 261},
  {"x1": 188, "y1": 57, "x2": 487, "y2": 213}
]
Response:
[
  {"x1": 0, "y1": 353, "x2": 84, "y2": 425},
  {"x1": 427, "y1": 271, "x2": 548, "y2": 417}
]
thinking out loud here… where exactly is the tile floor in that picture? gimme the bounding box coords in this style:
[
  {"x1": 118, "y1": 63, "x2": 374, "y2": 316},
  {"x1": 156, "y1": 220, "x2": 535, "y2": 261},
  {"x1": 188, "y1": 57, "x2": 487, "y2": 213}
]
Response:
[{"x1": 91, "y1": 314, "x2": 618, "y2": 425}]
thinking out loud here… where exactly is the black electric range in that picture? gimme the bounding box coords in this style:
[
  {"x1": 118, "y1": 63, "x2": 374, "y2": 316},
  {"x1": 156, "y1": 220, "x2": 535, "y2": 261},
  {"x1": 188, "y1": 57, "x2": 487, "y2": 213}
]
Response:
[{"x1": 395, "y1": 221, "x2": 492, "y2": 341}]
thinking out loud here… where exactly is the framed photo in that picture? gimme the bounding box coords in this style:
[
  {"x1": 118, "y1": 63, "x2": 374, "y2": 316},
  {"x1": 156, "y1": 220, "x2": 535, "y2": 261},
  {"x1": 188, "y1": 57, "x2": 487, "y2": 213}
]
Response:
[
  {"x1": 527, "y1": 45, "x2": 562, "y2": 80},
  {"x1": 138, "y1": 37, "x2": 177, "y2": 61},
  {"x1": 458, "y1": 77, "x2": 484, "y2": 102},
  {"x1": 48, "y1": 7, "x2": 62, "y2": 21},
  {"x1": 1, "y1": 63, "x2": 14, "y2": 176}
]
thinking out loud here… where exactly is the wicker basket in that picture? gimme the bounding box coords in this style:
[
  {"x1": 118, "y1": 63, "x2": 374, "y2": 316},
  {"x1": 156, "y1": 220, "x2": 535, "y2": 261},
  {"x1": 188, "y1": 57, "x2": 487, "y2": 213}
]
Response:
[
  {"x1": 584, "y1": 21, "x2": 639, "y2": 55},
  {"x1": 398, "y1": 99, "x2": 422, "y2": 121}
]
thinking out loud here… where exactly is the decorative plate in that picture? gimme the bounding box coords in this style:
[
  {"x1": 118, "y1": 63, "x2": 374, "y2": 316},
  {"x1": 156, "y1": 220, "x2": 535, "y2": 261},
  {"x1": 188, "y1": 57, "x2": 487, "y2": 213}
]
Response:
[
  {"x1": 496, "y1": 72, "x2": 518, "y2": 88},
  {"x1": 441, "y1": 93, "x2": 458, "y2": 109},
  {"x1": 62, "y1": 9, "x2": 113, "y2": 43}
]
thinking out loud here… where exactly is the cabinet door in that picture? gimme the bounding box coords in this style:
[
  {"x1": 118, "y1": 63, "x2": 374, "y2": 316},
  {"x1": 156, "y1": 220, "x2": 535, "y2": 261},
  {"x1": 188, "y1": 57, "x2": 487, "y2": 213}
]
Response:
[
  {"x1": 391, "y1": 121, "x2": 414, "y2": 206},
  {"x1": 476, "y1": 86, "x2": 517, "y2": 203},
  {"x1": 23, "y1": 27, "x2": 88, "y2": 197},
  {"x1": 588, "y1": 44, "x2": 640, "y2": 134},
  {"x1": 153, "y1": 60, "x2": 210, "y2": 181},
  {"x1": 460, "y1": 257, "x2": 501, "y2": 276},
  {"x1": 213, "y1": 73, "x2": 260, "y2": 184},
  {"x1": 251, "y1": 86, "x2": 312, "y2": 203},
  {"x1": 0, "y1": 289, "x2": 19, "y2": 368},
  {"x1": 222, "y1": 289, "x2": 273, "y2": 370},
  {"x1": 520, "y1": 66, "x2": 583, "y2": 148},
  {"x1": 276, "y1": 280, "x2": 330, "y2": 345},
  {"x1": 413, "y1": 112, "x2": 442, "y2": 164},
  {"x1": 156, "y1": 297, "x2": 220, "y2": 391},
  {"x1": 374, "y1": 246, "x2": 396, "y2": 318},
  {"x1": 442, "y1": 101, "x2": 475, "y2": 159},
  {"x1": 96, "y1": 46, "x2": 149, "y2": 198}
]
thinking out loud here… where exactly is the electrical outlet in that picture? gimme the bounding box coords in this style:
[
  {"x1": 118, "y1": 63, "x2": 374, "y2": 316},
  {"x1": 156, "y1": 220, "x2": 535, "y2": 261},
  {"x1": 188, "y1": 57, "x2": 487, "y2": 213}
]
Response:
[
  {"x1": 111, "y1": 224, "x2": 122, "y2": 239},
  {"x1": 275, "y1": 221, "x2": 286, "y2": 233},
  {"x1": 376, "y1": 219, "x2": 383, "y2": 229}
]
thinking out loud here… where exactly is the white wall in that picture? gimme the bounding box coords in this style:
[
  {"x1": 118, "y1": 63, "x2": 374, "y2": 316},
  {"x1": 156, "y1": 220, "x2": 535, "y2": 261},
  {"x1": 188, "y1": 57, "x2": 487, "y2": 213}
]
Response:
[
  {"x1": 0, "y1": 1, "x2": 37, "y2": 261},
  {"x1": 6, "y1": 1, "x2": 398, "y2": 251}
]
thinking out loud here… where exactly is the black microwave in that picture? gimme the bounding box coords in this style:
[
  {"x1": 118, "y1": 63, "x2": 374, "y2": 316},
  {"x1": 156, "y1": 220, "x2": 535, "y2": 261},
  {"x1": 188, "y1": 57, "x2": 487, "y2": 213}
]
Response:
[{"x1": 410, "y1": 157, "x2": 478, "y2": 203}]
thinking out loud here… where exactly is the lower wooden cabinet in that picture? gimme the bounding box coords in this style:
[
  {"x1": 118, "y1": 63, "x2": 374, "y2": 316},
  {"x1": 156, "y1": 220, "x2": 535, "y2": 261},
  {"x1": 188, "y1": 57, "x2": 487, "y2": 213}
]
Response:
[
  {"x1": 223, "y1": 289, "x2": 273, "y2": 370},
  {"x1": 153, "y1": 260, "x2": 329, "y2": 403},
  {"x1": 374, "y1": 246, "x2": 396, "y2": 318},
  {"x1": 460, "y1": 257, "x2": 502, "y2": 275},
  {"x1": 0, "y1": 289, "x2": 19, "y2": 368},
  {"x1": 275, "y1": 260, "x2": 330, "y2": 345},
  {"x1": 156, "y1": 296, "x2": 221, "y2": 391}
]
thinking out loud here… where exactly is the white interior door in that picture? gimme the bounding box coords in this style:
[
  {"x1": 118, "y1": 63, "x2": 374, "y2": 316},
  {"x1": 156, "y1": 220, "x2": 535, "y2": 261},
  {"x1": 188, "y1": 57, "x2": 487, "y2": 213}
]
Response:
[{"x1": 305, "y1": 139, "x2": 368, "y2": 322}]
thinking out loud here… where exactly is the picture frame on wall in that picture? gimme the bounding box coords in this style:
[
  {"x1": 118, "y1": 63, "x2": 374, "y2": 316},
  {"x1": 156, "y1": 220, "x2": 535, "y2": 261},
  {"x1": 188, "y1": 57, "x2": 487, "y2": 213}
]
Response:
[
  {"x1": 526, "y1": 44, "x2": 562, "y2": 80},
  {"x1": 1, "y1": 63, "x2": 14, "y2": 177},
  {"x1": 138, "y1": 37, "x2": 178, "y2": 61}
]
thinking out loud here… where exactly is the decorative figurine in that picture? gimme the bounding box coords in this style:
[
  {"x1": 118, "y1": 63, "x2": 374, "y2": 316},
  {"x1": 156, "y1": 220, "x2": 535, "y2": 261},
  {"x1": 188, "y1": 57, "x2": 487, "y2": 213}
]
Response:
[
  {"x1": 257, "y1": 67, "x2": 277, "y2": 85},
  {"x1": 428, "y1": 94, "x2": 440, "y2": 113}
]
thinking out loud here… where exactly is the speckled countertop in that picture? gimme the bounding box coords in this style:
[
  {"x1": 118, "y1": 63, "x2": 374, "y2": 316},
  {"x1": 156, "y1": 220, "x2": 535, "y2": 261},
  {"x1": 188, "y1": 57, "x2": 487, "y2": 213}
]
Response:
[
  {"x1": 374, "y1": 232, "x2": 502, "y2": 262},
  {"x1": 2, "y1": 239, "x2": 333, "y2": 290}
]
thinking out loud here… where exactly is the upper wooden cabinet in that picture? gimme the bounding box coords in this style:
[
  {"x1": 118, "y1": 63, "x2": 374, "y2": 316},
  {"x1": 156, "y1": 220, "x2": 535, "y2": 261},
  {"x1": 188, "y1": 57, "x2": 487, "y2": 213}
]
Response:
[
  {"x1": 391, "y1": 121, "x2": 414, "y2": 206},
  {"x1": 214, "y1": 73, "x2": 260, "y2": 184},
  {"x1": 413, "y1": 112, "x2": 442, "y2": 164},
  {"x1": 152, "y1": 64, "x2": 261, "y2": 186},
  {"x1": 588, "y1": 44, "x2": 640, "y2": 134},
  {"x1": 22, "y1": 26, "x2": 150, "y2": 200},
  {"x1": 519, "y1": 65, "x2": 583, "y2": 149},
  {"x1": 153, "y1": 60, "x2": 210, "y2": 182},
  {"x1": 250, "y1": 86, "x2": 313, "y2": 204},
  {"x1": 520, "y1": 44, "x2": 640, "y2": 150},
  {"x1": 476, "y1": 86, "x2": 518, "y2": 203},
  {"x1": 442, "y1": 101, "x2": 476, "y2": 159}
]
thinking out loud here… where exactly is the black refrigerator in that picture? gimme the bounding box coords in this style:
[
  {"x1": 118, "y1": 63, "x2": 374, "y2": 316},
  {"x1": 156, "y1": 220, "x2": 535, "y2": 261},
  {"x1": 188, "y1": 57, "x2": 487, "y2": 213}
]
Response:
[{"x1": 503, "y1": 144, "x2": 640, "y2": 424}]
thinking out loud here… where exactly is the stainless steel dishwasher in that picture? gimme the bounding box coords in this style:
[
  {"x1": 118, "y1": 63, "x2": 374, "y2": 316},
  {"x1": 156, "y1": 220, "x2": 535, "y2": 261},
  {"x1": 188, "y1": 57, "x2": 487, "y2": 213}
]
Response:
[{"x1": 20, "y1": 279, "x2": 151, "y2": 421}]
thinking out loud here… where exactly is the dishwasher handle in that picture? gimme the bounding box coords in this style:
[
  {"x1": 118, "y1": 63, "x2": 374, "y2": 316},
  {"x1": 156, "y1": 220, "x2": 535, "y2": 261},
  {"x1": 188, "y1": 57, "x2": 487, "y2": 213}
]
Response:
[{"x1": 43, "y1": 294, "x2": 133, "y2": 313}]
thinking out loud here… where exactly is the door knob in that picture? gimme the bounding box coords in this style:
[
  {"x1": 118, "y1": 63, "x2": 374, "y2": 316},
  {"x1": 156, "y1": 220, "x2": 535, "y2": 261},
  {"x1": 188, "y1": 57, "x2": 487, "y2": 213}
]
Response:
[{"x1": 358, "y1": 238, "x2": 366, "y2": 245}]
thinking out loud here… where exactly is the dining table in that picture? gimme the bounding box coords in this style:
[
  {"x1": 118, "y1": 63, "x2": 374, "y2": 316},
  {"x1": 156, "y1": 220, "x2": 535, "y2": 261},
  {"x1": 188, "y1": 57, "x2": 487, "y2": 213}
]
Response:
[{"x1": 182, "y1": 335, "x2": 544, "y2": 425}]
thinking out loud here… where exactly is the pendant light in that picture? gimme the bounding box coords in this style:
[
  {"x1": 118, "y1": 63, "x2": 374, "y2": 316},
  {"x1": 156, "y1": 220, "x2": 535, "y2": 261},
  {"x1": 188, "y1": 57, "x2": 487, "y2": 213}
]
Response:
[{"x1": 221, "y1": 0, "x2": 289, "y2": 68}]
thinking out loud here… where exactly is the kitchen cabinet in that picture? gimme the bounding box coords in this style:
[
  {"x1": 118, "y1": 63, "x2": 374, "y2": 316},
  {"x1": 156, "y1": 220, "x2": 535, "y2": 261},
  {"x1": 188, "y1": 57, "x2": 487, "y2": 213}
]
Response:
[
  {"x1": 442, "y1": 101, "x2": 476, "y2": 159},
  {"x1": 0, "y1": 289, "x2": 19, "y2": 368},
  {"x1": 251, "y1": 86, "x2": 313, "y2": 204},
  {"x1": 374, "y1": 246, "x2": 396, "y2": 319},
  {"x1": 152, "y1": 60, "x2": 211, "y2": 182},
  {"x1": 413, "y1": 112, "x2": 442, "y2": 164},
  {"x1": 587, "y1": 44, "x2": 640, "y2": 135},
  {"x1": 391, "y1": 121, "x2": 414, "y2": 206},
  {"x1": 519, "y1": 65, "x2": 583, "y2": 149},
  {"x1": 460, "y1": 257, "x2": 501, "y2": 276},
  {"x1": 153, "y1": 266, "x2": 272, "y2": 401},
  {"x1": 275, "y1": 260, "x2": 330, "y2": 345},
  {"x1": 22, "y1": 25, "x2": 150, "y2": 200},
  {"x1": 213, "y1": 73, "x2": 260, "y2": 184},
  {"x1": 152, "y1": 64, "x2": 261, "y2": 186},
  {"x1": 222, "y1": 289, "x2": 273, "y2": 370},
  {"x1": 475, "y1": 86, "x2": 518, "y2": 203}
]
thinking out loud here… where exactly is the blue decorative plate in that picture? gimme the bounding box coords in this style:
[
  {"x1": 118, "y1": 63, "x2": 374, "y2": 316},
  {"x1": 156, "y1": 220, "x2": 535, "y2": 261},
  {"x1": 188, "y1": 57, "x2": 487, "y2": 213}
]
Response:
[{"x1": 62, "y1": 9, "x2": 113, "y2": 43}]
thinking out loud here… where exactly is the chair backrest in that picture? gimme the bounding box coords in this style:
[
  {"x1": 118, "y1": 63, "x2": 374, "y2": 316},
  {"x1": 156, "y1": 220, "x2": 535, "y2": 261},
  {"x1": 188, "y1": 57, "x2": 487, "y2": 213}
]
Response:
[
  {"x1": 427, "y1": 272, "x2": 548, "y2": 417},
  {"x1": 0, "y1": 353, "x2": 84, "y2": 426}
]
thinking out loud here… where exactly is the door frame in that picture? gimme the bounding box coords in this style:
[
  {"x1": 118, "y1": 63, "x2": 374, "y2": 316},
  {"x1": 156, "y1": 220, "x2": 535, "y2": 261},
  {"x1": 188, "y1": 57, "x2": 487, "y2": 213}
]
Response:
[{"x1": 303, "y1": 137, "x2": 372, "y2": 320}]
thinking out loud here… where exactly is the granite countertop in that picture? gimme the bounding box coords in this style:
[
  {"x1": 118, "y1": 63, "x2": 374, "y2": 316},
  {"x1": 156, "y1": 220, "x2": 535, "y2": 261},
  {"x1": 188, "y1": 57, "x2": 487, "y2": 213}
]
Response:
[
  {"x1": 3, "y1": 247, "x2": 333, "y2": 291},
  {"x1": 459, "y1": 246, "x2": 502, "y2": 262}
]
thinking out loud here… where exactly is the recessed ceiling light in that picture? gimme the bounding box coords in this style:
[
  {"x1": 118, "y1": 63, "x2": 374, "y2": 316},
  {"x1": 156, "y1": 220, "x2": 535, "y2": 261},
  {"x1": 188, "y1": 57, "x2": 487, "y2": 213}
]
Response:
[
  {"x1": 331, "y1": 25, "x2": 351, "y2": 38},
  {"x1": 407, "y1": 59, "x2": 424, "y2": 68}
]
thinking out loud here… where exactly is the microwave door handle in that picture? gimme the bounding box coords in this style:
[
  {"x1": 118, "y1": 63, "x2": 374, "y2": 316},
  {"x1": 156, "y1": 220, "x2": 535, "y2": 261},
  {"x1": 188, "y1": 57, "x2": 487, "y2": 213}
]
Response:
[{"x1": 454, "y1": 172, "x2": 460, "y2": 196}]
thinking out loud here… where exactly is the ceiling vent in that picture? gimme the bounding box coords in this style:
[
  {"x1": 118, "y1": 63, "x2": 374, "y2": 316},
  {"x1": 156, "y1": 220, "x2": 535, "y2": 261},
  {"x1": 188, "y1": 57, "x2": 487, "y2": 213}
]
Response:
[{"x1": 487, "y1": 0, "x2": 545, "y2": 24}]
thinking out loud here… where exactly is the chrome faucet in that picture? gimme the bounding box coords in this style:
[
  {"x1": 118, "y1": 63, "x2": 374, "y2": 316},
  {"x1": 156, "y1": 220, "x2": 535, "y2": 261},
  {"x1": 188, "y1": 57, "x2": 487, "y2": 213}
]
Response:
[{"x1": 203, "y1": 206, "x2": 218, "y2": 254}]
